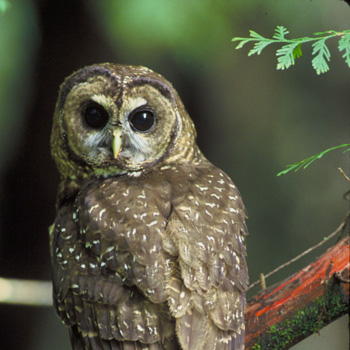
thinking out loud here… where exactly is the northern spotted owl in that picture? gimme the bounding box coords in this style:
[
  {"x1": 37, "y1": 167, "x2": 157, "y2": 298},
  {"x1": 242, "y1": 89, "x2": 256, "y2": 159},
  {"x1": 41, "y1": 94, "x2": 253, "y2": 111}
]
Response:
[{"x1": 50, "y1": 63, "x2": 248, "y2": 350}]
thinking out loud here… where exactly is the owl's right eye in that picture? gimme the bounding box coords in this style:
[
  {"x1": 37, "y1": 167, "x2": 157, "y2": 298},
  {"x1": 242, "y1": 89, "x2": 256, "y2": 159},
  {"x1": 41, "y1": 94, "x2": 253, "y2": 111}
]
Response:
[{"x1": 83, "y1": 104, "x2": 109, "y2": 129}]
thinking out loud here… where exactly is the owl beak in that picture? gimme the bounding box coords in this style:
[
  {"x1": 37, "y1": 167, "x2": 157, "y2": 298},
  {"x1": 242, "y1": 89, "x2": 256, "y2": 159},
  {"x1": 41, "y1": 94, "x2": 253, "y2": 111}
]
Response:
[{"x1": 112, "y1": 130, "x2": 122, "y2": 159}]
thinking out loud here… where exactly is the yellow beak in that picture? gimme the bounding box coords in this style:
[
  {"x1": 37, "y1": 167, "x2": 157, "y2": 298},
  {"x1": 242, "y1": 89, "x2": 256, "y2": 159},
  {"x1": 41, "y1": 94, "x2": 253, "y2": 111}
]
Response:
[{"x1": 112, "y1": 130, "x2": 122, "y2": 159}]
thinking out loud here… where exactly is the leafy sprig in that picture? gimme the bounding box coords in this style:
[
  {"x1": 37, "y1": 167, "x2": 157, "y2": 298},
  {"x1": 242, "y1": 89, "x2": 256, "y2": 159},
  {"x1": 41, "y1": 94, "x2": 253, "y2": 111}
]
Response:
[
  {"x1": 232, "y1": 26, "x2": 350, "y2": 74},
  {"x1": 277, "y1": 144, "x2": 350, "y2": 176}
]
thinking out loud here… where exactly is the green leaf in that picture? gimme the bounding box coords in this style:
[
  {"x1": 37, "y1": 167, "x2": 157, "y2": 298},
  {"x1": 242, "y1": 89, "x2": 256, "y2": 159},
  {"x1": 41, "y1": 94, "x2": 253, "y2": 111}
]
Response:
[
  {"x1": 273, "y1": 26, "x2": 289, "y2": 40},
  {"x1": 248, "y1": 40, "x2": 272, "y2": 56},
  {"x1": 293, "y1": 43, "x2": 303, "y2": 59},
  {"x1": 249, "y1": 30, "x2": 265, "y2": 40},
  {"x1": 338, "y1": 33, "x2": 350, "y2": 68},
  {"x1": 231, "y1": 37, "x2": 247, "y2": 43},
  {"x1": 276, "y1": 43, "x2": 300, "y2": 70},
  {"x1": 314, "y1": 30, "x2": 337, "y2": 36},
  {"x1": 312, "y1": 39, "x2": 331, "y2": 74},
  {"x1": 233, "y1": 39, "x2": 250, "y2": 50}
]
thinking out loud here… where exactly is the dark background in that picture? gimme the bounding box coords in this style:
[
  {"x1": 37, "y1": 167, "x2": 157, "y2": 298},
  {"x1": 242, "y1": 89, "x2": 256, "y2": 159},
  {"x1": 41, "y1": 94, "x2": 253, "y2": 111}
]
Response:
[{"x1": 0, "y1": 1, "x2": 349, "y2": 349}]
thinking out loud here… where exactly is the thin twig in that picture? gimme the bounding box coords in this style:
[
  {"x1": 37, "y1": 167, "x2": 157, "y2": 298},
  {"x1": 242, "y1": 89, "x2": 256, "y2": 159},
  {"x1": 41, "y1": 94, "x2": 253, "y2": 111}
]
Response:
[
  {"x1": 248, "y1": 211, "x2": 350, "y2": 290},
  {"x1": 338, "y1": 167, "x2": 350, "y2": 183}
]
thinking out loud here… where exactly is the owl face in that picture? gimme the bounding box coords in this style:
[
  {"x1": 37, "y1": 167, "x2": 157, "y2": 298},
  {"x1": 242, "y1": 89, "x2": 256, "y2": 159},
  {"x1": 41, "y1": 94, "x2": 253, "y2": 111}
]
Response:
[{"x1": 51, "y1": 64, "x2": 197, "y2": 179}]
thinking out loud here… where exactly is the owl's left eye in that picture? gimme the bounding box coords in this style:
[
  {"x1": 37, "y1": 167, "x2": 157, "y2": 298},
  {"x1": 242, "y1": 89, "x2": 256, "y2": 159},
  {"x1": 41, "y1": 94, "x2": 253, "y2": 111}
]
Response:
[
  {"x1": 83, "y1": 104, "x2": 109, "y2": 129},
  {"x1": 129, "y1": 110, "x2": 155, "y2": 132}
]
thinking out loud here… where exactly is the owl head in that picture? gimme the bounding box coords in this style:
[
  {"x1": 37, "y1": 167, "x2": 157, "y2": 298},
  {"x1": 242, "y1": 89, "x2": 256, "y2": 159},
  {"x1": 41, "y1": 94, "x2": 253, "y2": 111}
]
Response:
[{"x1": 51, "y1": 63, "x2": 199, "y2": 180}]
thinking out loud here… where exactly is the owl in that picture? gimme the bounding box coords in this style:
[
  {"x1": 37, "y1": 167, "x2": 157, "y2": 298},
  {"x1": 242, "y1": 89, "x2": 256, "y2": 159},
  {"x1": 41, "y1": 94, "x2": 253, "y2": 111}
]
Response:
[{"x1": 50, "y1": 63, "x2": 248, "y2": 350}]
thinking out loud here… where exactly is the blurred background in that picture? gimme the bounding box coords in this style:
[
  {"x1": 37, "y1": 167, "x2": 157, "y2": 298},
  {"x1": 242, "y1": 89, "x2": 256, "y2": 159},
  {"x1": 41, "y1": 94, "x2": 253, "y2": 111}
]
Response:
[{"x1": 0, "y1": 0, "x2": 349, "y2": 349}]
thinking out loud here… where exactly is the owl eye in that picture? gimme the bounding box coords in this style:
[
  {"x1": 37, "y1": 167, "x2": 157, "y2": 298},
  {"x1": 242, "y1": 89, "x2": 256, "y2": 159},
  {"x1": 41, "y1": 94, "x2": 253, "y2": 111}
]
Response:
[
  {"x1": 129, "y1": 110, "x2": 155, "y2": 132},
  {"x1": 84, "y1": 104, "x2": 109, "y2": 129}
]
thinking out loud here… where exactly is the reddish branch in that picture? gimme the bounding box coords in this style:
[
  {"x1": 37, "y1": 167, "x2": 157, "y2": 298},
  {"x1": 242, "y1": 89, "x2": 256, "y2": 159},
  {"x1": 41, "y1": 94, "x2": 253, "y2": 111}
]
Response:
[{"x1": 245, "y1": 235, "x2": 350, "y2": 349}]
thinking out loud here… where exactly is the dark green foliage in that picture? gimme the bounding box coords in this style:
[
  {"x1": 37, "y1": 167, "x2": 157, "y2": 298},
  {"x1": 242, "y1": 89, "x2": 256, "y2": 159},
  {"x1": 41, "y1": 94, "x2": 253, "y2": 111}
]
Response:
[{"x1": 0, "y1": 0, "x2": 10, "y2": 14}]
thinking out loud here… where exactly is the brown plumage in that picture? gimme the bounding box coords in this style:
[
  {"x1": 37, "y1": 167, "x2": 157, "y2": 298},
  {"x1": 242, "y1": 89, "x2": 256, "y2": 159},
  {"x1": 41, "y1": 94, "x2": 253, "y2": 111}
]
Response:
[{"x1": 50, "y1": 63, "x2": 248, "y2": 350}]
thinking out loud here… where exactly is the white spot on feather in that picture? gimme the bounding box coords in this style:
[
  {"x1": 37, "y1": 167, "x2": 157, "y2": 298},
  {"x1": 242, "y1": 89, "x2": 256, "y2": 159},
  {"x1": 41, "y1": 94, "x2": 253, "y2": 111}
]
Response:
[{"x1": 99, "y1": 208, "x2": 106, "y2": 220}]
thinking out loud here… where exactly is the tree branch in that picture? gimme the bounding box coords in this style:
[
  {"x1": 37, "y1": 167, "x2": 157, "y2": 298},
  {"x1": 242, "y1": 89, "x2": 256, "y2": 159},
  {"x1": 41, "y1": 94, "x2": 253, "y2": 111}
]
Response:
[
  {"x1": 245, "y1": 235, "x2": 350, "y2": 349},
  {"x1": 0, "y1": 277, "x2": 52, "y2": 307}
]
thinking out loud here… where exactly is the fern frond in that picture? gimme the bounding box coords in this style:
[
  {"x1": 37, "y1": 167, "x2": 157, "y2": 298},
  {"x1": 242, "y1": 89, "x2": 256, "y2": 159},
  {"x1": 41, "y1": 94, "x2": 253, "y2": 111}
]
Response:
[
  {"x1": 248, "y1": 40, "x2": 272, "y2": 56},
  {"x1": 276, "y1": 42, "x2": 301, "y2": 70},
  {"x1": 312, "y1": 39, "x2": 331, "y2": 74},
  {"x1": 273, "y1": 26, "x2": 289, "y2": 40},
  {"x1": 338, "y1": 33, "x2": 350, "y2": 68},
  {"x1": 232, "y1": 27, "x2": 350, "y2": 74}
]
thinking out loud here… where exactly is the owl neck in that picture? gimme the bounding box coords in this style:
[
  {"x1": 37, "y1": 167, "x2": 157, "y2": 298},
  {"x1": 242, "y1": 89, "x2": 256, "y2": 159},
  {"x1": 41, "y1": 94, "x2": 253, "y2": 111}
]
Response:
[
  {"x1": 55, "y1": 176, "x2": 85, "y2": 208},
  {"x1": 164, "y1": 142, "x2": 203, "y2": 165}
]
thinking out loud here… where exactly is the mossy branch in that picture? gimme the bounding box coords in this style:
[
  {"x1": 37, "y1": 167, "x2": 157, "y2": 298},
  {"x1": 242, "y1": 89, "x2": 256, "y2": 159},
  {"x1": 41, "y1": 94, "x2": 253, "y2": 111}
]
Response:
[{"x1": 245, "y1": 233, "x2": 350, "y2": 349}]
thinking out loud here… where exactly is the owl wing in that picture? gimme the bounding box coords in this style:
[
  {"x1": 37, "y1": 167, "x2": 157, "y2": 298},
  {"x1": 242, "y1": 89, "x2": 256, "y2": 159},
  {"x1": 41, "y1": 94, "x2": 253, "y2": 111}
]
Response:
[
  {"x1": 163, "y1": 163, "x2": 248, "y2": 350},
  {"x1": 51, "y1": 175, "x2": 182, "y2": 350}
]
